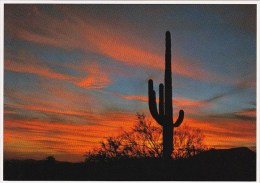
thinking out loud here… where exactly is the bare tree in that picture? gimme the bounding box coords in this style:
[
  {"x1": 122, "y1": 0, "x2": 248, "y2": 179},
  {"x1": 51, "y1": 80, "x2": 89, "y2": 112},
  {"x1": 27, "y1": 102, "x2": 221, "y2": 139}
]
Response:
[
  {"x1": 173, "y1": 125, "x2": 207, "y2": 158},
  {"x1": 85, "y1": 113, "x2": 207, "y2": 161}
]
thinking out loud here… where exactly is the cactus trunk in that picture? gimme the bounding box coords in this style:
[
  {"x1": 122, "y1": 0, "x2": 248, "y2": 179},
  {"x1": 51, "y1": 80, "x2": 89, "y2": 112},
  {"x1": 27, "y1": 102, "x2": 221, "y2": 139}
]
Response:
[{"x1": 148, "y1": 31, "x2": 184, "y2": 159}]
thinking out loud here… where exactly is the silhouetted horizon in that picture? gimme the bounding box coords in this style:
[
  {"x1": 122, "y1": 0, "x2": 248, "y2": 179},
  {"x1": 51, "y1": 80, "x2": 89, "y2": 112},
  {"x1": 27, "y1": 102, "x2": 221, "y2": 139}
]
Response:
[
  {"x1": 4, "y1": 147, "x2": 256, "y2": 181},
  {"x1": 3, "y1": 146, "x2": 256, "y2": 163}
]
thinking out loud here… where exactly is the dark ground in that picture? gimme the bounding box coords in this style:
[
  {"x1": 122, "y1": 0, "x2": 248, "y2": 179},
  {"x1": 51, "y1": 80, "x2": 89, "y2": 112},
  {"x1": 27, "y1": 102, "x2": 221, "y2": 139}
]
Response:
[{"x1": 4, "y1": 147, "x2": 256, "y2": 181}]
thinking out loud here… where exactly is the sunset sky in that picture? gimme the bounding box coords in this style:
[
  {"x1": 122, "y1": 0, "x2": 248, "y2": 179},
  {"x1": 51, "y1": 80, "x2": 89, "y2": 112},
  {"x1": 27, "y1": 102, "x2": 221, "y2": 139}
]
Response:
[{"x1": 4, "y1": 4, "x2": 256, "y2": 162}]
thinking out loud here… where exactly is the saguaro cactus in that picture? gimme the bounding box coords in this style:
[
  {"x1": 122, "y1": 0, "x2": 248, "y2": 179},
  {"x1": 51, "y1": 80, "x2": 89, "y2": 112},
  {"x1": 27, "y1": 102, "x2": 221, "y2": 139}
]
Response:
[{"x1": 148, "y1": 31, "x2": 184, "y2": 159}]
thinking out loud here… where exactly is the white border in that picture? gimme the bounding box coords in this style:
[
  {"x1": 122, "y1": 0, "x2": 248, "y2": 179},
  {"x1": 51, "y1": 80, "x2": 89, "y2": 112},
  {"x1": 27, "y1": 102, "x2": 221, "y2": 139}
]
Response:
[
  {"x1": 1, "y1": 1, "x2": 4, "y2": 183},
  {"x1": 0, "y1": 1, "x2": 259, "y2": 4},
  {"x1": 0, "y1": 1, "x2": 259, "y2": 183},
  {"x1": 256, "y1": 2, "x2": 259, "y2": 183}
]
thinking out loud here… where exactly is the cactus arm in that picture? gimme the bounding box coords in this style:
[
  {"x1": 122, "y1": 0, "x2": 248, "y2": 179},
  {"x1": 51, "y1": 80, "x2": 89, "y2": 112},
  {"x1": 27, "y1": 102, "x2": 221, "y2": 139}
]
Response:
[
  {"x1": 173, "y1": 110, "x2": 184, "y2": 127},
  {"x1": 148, "y1": 79, "x2": 163, "y2": 126},
  {"x1": 159, "y1": 83, "x2": 165, "y2": 122},
  {"x1": 148, "y1": 31, "x2": 185, "y2": 159}
]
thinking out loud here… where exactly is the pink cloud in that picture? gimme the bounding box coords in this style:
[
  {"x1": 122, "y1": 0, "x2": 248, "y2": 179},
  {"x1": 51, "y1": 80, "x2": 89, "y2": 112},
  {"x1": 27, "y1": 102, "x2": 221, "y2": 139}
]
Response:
[
  {"x1": 5, "y1": 53, "x2": 74, "y2": 81},
  {"x1": 5, "y1": 49, "x2": 112, "y2": 90},
  {"x1": 5, "y1": 6, "x2": 222, "y2": 83},
  {"x1": 75, "y1": 62, "x2": 112, "y2": 89},
  {"x1": 4, "y1": 109, "x2": 136, "y2": 161}
]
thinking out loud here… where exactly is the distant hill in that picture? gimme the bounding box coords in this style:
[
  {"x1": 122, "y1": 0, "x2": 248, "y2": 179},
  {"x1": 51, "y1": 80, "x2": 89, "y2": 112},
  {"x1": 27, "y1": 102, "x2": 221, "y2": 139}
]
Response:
[
  {"x1": 4, "y1": 147, "x2": 256, "y2": 181},
  {"x1": 184, "y1": 147, "x2": 256, "y2": 181}
]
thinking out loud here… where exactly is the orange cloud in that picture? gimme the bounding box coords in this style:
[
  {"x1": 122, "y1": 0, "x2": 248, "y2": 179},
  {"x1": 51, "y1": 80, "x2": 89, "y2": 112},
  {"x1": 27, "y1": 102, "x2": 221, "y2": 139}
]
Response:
[
  {"x1": 5, "y1": 56, "x2": 74, "y2": 81},
  {"x1": 5, "y1": 103, "x2": 97, "y2": 120},
  {"x1": 5, "y1": 85, "x2": 103, "y2": 126},
  {"x1": 119, "y1": 94, "x2": 208, "y2": 108},
  {"x1": 5, "y1": 6, "x2": 220, "y2": 82},
  {"x1": 4, "y1": 109, "x2": 136, "y2": 162},
  {"x1": 173, "y1": 98, "x2": 208, "y2": 108},
  {"x1": 4, "y1": 119, "x2": 107, "y2": 161},
  {"x1": 76, "y1": 62, "x2": 112, "y2": 89},
  {"x1": 182, "y1": 116, "x2": 256, "y2": 149},
  {"x1": 117, "y1": 94, "x2": 256, "y2": 149},
  {"x1": 120, "y1": 95, "x2": 148, "y2": 102},
  {"x1": 5, "y1": 49, "x2": 112, "y2": 90},
  {"x1": 5, "y1": 87, "x2": 84, "y2": 113},
  {"x1": 5, "y1": 98, "x2": 256, "y2": 162},
  {"x1": 234, "y1": 108, "x2": 256, "y2": 117}
]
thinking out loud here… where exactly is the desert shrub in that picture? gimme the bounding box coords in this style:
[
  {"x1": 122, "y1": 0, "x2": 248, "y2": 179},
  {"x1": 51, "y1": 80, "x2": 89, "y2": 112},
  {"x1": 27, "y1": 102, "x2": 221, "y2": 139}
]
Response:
[{"x1": 85, "y1": 113, "x2": 207, "y2": 161}]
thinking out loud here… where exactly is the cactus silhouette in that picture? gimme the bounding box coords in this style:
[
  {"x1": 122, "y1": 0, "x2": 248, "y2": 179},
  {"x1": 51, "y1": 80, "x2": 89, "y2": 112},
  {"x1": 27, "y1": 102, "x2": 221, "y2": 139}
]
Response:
[{"x1": 148, "y1": 31, "x2": 184, "y2": 159}]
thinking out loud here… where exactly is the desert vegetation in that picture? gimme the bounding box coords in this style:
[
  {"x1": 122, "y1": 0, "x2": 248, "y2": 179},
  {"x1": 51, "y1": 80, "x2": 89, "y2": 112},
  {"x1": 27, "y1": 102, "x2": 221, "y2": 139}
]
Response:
[
  {"x1": 4, "y1": 114, "x2": 255, "y2": 180},
  {"x1": 85, "y1": 113, "x2": 207, "y2": 162}
]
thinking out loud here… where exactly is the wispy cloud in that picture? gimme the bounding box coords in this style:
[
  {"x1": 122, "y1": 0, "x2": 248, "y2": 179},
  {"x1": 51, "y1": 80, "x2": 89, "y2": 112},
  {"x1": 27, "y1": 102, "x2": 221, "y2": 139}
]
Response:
[
  {"x1": 5, "y1": 49, "x2": 112, "y2": 90},
  {"x1": 208, "y1": 108, "x2": 256, "y2": 121},
  {"x1": 5, "y1": 52, "x2": 75, "y2": 81},
  {"x1": 4, "y1": 109, "x2": 136, "y2": 161},
  {"x1": 203, "y1": 80, "x2": 255, "y2": 104},
  {"x1": 5, "y1": 5, "x2": 224, "y2": 83},
  {"x1": 117, "y1": 94, "x2": 209, "y2": 112},
  {"x1": 74, "y1": 62, "x2": 112, "y2": 89},
  {"x1": 183, "y1": 112, "x2": 256, "y2": 149}
]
